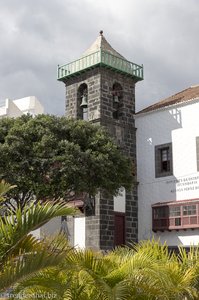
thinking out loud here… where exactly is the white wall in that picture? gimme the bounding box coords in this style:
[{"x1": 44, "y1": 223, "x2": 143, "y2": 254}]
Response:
[
  {"x1": 0, "y1": 99, "x2": 22, "y2": 117},
  {"x1": 13, "y1": 96, "x2": 44, "y2": 115},
  {"x1": 114, "y1": 187, "x2": 126, "y2": 212},
  {"x1": 7, "y1": 99, "x2": 23, "y2": 117},
  {"x1": 31, "y1": 217, "x2": 62, "y2": 239},
  {"x1": 40, "y1": 217, "x2": 62, "y2": 236},
  {"x1": 74, "y1": 217, "x2": 86, "y2": 249},
  {"x1": 136, "y1": 99, "x2": 199, "y2": 246},
  {"x1": 31, "y1": 228, "x2": 41, "y2": 240},
  {"x1": 0, "y1": 106, "x2": 7, "y2": 116},
  {"x1": 0, "y1": 96, "x2": 44, "y2": 118},
  {"x1": 158, "y1": 230, "x2": 199, "y2": 246}
]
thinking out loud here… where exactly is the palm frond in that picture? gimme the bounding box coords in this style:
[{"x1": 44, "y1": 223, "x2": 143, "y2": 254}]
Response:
[
  {"x1": 0, "y1": 180, "x2": 16, "y2": 203},
  {"x1": 4, "y1": 238, "x2": 199, "y2": 300},
  {"x1": 0, "y1": 233, "x2": 71, "y2": 292},
  {"x1": 0, "y1": 201, "x2": 75, "y2": 263},
  {"x1": 0, "y1": 200, "x2": 76, "y2": 293}
]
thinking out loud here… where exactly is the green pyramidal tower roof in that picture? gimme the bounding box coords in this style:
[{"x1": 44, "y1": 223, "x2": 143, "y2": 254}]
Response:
[{"x1": 57, "y1": 31, "x2": 143, "y2": 82}]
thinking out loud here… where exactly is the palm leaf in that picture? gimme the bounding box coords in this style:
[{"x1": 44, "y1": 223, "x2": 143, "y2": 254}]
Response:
[
  {"x1": 0, "y1": 233, "x2": 71, "y2": 293},
  {"x1": 0, "y1": 201, "x2": 75, "y2": 263},
  {"x1": 0, "y1": 201, "x2": 76, "y2": 293},
  {"x1": 0, "y1": 180, "x2": 16, "y2": 203}
]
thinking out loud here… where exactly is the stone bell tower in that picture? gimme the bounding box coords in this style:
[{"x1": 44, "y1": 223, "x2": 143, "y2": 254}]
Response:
[{"x1": 57, "y1": 31, "x2": 143, "y2": 250}]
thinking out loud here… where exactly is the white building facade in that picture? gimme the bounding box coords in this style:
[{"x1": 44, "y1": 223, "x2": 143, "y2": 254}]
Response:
[
  {"x1": 0, "y1": 96, "x2": 44, "y2": 117},
  {"x1": 136, "y1": 85, "x2": 199, "y2": 249}
]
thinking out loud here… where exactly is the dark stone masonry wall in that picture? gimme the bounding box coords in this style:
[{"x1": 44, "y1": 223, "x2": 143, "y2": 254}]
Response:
[
  {"x1": 64, "y1": 68, "x2": 101, "y2": 120},
  {"x1": 64, "y1": 66, "x2": 138, "y2": 249},
  {"x1": 99, "y1": 193, "x2": 114, "y2": 250},
  {"x1": 99, "y1": 68, "x2": 138, "y2": 245},
  {"x1": 85, "y1": 193, "x2": 100, "y2": 250}
]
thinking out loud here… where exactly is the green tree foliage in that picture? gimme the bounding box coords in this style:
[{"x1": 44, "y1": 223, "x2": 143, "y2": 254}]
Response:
[
  {"x1": 0, "y1": 115, "x2": 133, "y2": 208},
  {"x1": 11, "y1": 240, "x2": 199, "y2": 300},
  {"x1": 0, "y1": 180, "x2": 75, "y2": 296}
]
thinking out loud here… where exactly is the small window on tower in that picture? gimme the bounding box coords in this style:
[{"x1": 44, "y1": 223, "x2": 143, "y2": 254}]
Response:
[
  {"x1": 77, "y1": 83, "x2": 88, "y2": 120},
  {"x1": 155, "y1": 143, "x2": 173, "y2": 178},
  {"x1": 112, "y1": 82, "x2": 123, "y2": 120}
]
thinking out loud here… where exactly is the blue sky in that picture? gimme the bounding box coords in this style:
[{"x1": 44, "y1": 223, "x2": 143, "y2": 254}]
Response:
[{"x1": 0, "y1": 0, "x2": 198, "y2": 114}]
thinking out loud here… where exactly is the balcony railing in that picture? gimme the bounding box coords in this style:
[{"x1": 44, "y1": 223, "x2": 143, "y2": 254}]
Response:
[
  {"x1": 152, "y1": 199, "x2": 199, "y2": 232},
  {"x1": 57, "y1": 50, "x2": 143, "y2": 82}
]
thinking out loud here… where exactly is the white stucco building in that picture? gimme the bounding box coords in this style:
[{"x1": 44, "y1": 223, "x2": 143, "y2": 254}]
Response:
[
  {"x1": 0, "y1": 96, "x2": 44, "y2": 117},
  {"x1": 136, "y1": 84, "x2": 199, "y2": 249}
]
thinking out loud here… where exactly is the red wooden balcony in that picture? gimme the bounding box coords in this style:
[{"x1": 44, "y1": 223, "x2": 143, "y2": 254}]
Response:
[{"x1": 152, "y1": 199, "x2": 199, "y2": 232}]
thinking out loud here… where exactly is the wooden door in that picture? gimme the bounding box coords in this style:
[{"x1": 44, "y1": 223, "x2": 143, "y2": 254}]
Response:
[{"x1": 114, "y1": 213, "x2": 125, "y2": 246}]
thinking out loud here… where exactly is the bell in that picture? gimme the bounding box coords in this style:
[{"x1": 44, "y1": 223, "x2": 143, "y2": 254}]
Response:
[
  {"x1": 80, "y1": 95, "x2": 88, "y2": 108},
  {"x1": 113, "y1": 95, "x2": 119, "y2": 103}
]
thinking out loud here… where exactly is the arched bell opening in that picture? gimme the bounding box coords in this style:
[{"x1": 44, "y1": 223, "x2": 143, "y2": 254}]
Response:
[
  {"x1": 77, "y1": 83, "x2": 88, "y2": 120},
  {"x1": 112, "y1": 82, "x2": 123, "y2": 120}
]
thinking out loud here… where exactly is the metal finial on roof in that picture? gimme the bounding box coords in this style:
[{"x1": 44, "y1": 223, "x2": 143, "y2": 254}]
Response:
[{"x1": 99, "y1": 30, "x2": 103, "y2": 36}]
